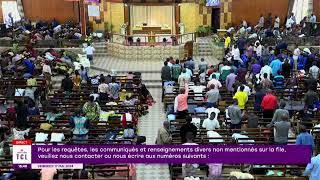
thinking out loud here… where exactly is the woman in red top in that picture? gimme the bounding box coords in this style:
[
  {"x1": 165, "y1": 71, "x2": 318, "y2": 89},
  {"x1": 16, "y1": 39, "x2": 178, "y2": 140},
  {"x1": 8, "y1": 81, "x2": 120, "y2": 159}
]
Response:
[{"x1": 261, "y1": 90, "x2": 278, "y2": 120}]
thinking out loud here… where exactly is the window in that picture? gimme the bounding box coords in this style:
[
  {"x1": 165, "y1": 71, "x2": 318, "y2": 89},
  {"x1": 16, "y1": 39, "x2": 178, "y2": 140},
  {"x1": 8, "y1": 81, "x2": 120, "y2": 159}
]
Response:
[
  {"x1": 1, "y1": 1, "x2": 21, "y2": 26},
  {"x1": 292, "y1": 0, "x2": 312, "y2": 23}
]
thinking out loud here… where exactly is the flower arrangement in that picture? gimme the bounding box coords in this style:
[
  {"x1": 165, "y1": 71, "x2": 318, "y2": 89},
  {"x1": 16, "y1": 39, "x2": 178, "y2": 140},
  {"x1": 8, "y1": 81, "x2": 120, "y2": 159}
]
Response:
[
  {"x1": 85, "y1": 34, "x2": 93, "y2": 44},
  {"x1": 212, "y1": 34, "x2": 222, "y2": 46}
]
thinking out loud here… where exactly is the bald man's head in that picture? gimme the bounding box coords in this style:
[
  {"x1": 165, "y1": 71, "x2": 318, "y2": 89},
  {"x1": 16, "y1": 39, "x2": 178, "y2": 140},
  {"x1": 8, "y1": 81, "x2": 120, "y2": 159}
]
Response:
[
  {"x1": 163, "y1": 121, "x2": 170, "y2": 129},
  {"x1": 281, "y1": 114, "x2": 289, "y2": 121}
]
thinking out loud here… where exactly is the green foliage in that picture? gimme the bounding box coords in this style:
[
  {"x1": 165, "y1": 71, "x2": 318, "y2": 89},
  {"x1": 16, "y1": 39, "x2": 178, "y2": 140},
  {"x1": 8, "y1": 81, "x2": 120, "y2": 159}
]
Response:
[
  {"x1": 10, "y1": 43, "x2": 21, "y2": 54},
  {"x1": 196, "y1": 26, "x2": 212, "y2": 36},
  {"x1": 63, "y1": 51, "x2": 78, "y2": 62},
  {"x1": 199, "y1": 0, "x2": 206, "y2": 5},
  {"x1": 104, "y1": 22, "x2": 114, "y2": 33}
]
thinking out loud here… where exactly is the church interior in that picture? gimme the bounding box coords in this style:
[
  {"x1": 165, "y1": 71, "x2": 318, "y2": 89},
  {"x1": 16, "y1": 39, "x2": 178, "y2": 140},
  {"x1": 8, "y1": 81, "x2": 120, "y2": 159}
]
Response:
[{"x1": 0, "y1": 0, "x2": 320, "y2": 179}]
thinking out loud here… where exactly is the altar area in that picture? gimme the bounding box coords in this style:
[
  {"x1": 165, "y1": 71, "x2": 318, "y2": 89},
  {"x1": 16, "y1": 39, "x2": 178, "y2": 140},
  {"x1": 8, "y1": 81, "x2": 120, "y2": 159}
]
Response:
[
  {"x1": 128, "y1": 5, "x2": 175, "y2": 35},
  {"x1": 105, "y1": 3, "x2": 195, "y2": 60}
]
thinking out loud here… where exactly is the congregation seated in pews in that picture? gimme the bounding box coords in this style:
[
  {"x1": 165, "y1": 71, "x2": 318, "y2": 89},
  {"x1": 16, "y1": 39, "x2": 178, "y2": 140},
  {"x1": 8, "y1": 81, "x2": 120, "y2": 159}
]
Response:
[
  {"x1": 159, "y1": 44, "x2": 320, "y2": 179},
  {"x1": 0, "y1": 57, "x2": 153, "y2": 179}
]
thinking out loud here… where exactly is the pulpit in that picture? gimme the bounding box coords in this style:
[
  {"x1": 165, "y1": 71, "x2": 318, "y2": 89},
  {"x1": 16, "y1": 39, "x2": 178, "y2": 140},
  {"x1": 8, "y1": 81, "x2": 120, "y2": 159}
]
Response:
[{"x1": 148, "y1": 31, "x2": 156, "y2": 46}]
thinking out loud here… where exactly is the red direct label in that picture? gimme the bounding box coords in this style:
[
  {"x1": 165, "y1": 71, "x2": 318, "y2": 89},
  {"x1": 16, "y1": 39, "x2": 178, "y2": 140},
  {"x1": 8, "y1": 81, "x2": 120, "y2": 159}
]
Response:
[{"x1": 12, "y1": 140, "x2": 32, "y2": 145}]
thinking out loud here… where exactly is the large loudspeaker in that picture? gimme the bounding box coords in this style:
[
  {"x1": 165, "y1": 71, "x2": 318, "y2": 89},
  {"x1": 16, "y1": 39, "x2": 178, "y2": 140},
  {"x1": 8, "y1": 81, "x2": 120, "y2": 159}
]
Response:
[{"x1": 0, "y1": 24, "x2": 7, "y2": 37}]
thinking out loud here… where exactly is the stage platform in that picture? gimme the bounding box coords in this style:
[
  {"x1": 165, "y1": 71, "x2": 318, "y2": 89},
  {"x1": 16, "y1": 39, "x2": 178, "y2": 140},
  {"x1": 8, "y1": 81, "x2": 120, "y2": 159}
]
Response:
[{"x1": 107, "y1": 43, "x2": 185, "y2": 60}]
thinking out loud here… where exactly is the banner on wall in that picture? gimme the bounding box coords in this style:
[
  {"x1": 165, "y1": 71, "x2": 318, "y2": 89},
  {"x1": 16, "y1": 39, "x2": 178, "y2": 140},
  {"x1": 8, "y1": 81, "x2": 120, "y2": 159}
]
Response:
[{"x1": 88, "y1": 5, "x2": 100, "y2": 17}]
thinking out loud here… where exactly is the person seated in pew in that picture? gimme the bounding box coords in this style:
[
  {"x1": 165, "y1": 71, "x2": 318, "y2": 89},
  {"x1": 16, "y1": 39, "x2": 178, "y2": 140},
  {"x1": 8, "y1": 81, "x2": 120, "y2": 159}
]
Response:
[
  {"x1": 98, "y1": 77, "x2": 110, "y2": 101},
  {"x1": 15, "y1": 100, "x2": 29, "y2": 128},
  {"x1": 44, "y1": 108, "x2": 64, "y2": 123},
  {"x1": 69, "y1": 109, "x2": 90, "y2": 144},
  {"x1": 72, "y1": 70, "x2": 81, "y2": 89},
  {"x1": 22, "y1": 58, "x2": 35, "y2": 79},
  {"x1": 108, "y1": 77, "x2": 120, "y2": 101},
  {"x1": 27, "y1": 100, "x2": 40, "y2": 116},
  {"x1": 82, "y1": 95, "x2": 101, "y2": 121},
  {"x1": 61, "y1": 73, "x2": 73, "y2": 98},
  {"x1": 180, "y1": 115, "x2": 197, "y2": 144},
  {"x1": 71, "y1": 168, "x2": 92, "y2": 179},
  {"x1": 40, "y1": 168, "x2": 57, "y2": 180},
  {"x1": 156, "y1": 121, "x2": 172, "y2": 145},
  {"x1": 123, "y1": 95, "x2": 139, "y2": 106},
  {"x1": 24, "y1": 86, "x2": 35, "y2": 102}
]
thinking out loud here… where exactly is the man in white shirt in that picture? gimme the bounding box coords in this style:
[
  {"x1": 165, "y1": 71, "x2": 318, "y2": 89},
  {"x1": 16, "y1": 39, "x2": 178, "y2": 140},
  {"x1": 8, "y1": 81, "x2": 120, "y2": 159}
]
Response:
[
  {"x1": 202, "y1": 112, "x2": 220, "y2": 131},
  {"x1": 232, "y1": 45, "x2": 242, "y2": 64},
  {"x1": 257, "y1": 15, "x2": 264, "y2": 28},
  {"x1": 274, "y1": 16, "x2": 280, "y2": 29},
  {"x1": 98, "y1": 78, "x2": 110, "y2": 100},
  {"x1": 286, "y1": 17, "x2": 294, "y2": 31},
  {"x1": 260, "y1": 64, "x2": 272, "y2": 80},
  {"x1": 310, "y1": 13, "x2": 317, "y2": 23},
  {"x1": 293, "y1": 46, "x2": 301, "y2": 71},
  {"x1": 242, "y1": 20, "x2": 247, "y2": 28},
  {"x1": 83, "y1": 43, "x2": 95, "y2": 63},
  {"x1": 290, "y1": 13, "x2": 296, "y2": 25},
  {"x1": 255, "y1": 42, "x2": 262, "y2": 58},
  {"x1": 309, "y1": 61, "x2": 320, "y2": 80}
]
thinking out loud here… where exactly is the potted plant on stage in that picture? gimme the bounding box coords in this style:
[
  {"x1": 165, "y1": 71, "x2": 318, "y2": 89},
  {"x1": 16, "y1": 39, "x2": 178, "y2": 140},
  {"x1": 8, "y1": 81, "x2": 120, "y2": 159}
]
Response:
[
  {"x1": 196, "y1": 26, "x2": 212, "y2": 37},
  {"x1": 104, "y1": 22, "x2": 114, "y2": 41}
]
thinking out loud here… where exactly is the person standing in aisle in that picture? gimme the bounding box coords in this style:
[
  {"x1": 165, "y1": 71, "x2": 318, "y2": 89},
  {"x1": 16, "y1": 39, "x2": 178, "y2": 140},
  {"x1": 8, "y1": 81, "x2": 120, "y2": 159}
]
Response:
[{"x1": 83, "y1": 43, "x2": 95, "y2": 63}]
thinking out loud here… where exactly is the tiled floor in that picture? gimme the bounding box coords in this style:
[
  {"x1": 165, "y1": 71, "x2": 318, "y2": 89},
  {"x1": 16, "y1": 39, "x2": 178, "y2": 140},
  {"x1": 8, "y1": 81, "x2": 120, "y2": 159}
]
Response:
[
  {"x1": 136, "y1": 88, "x2": 171, "y2": 180},
  {"x1": 91, "y1": 55, "x2": 220, "y2": 73},
  {"x1": 82, "y1": 41, "x2": 220, "y2": 180},
  {"x1": 91, "y1": 54, "x2": 172, "y2": 180}
]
